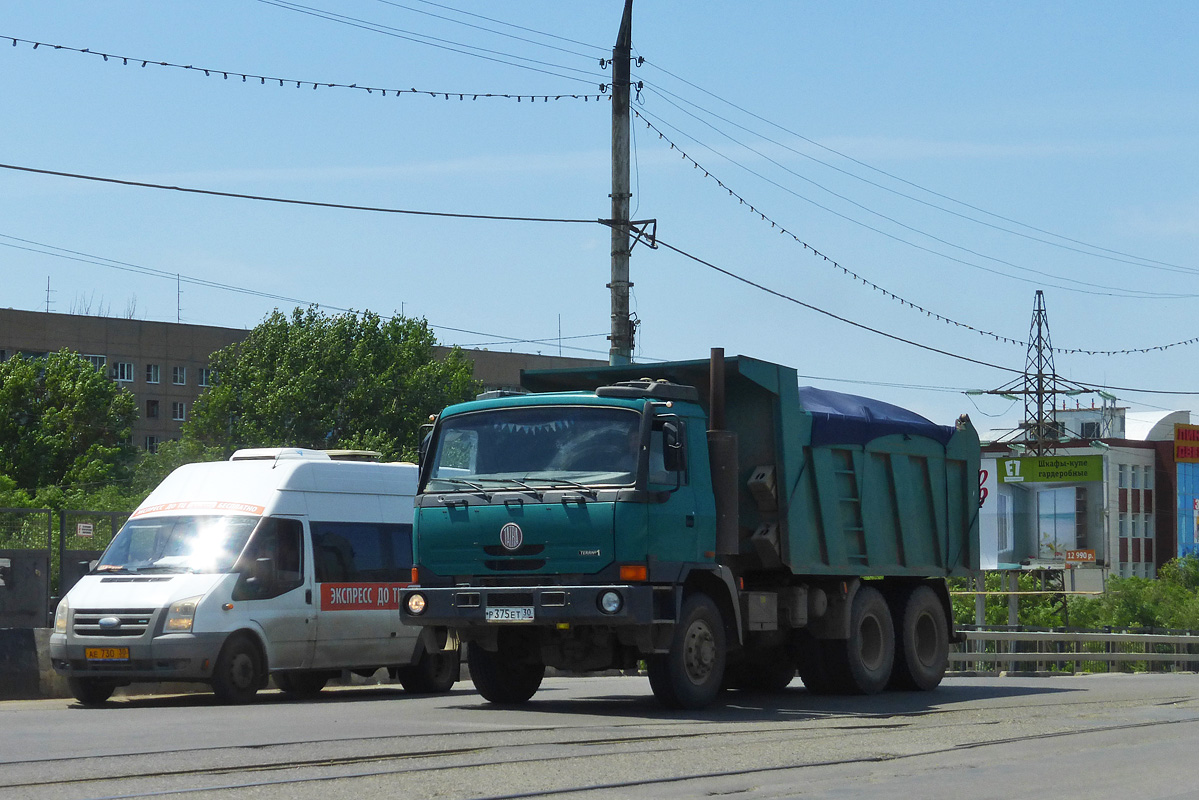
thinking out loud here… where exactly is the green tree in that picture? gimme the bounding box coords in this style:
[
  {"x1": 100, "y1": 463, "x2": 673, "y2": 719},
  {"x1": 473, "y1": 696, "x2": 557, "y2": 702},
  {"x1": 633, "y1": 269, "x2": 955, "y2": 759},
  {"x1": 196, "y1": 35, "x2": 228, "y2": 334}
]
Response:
[
  {"x1": 184, "y1": 307, "x2": 479, "y2": 460},
  {"x1": 0, "y1": 351, "x2": 138, "y2": 490}
]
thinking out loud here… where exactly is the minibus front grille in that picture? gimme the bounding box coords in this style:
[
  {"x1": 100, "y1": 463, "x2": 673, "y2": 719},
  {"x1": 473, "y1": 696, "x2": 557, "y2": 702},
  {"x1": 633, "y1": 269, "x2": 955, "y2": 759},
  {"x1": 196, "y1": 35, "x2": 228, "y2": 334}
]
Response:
[{"x1": 73, "y1": 609, "x2": 156, "y2": 637}]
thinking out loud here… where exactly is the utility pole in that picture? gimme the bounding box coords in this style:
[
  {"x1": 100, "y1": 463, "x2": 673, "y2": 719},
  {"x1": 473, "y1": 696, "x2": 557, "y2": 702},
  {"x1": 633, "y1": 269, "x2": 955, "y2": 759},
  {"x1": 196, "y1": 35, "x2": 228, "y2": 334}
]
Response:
[{"x1": 608, "y1": 0, "x2": 633, "y2": 366}]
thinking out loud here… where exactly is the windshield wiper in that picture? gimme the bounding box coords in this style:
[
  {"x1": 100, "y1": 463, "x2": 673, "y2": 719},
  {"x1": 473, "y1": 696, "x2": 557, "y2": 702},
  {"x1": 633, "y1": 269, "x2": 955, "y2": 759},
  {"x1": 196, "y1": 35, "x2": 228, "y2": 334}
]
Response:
[
  {"x1": 429, "y1": 477, "x2": 492, "y2": 499},
  {"x1": 547, "y1": 478, "x2": 598, "y2": 497},
  {"x1": 476, "y1": 477, "x2": 544, "y2": 498}
]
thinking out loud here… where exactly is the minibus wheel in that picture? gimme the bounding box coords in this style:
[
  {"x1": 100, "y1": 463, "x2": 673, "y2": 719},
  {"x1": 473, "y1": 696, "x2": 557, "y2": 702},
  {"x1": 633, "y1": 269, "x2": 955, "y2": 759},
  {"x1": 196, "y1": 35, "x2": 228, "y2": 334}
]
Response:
[
  {"x1": 68, "y1": 677, "x2": 116, "y2": 706},
  {"x1": 211, "y1": 634, "x2": 264, "y2": 704}
]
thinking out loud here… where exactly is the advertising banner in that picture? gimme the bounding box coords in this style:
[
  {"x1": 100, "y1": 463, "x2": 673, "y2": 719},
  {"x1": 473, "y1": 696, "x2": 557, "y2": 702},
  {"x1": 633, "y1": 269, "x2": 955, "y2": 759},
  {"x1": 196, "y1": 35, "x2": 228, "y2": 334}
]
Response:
[
  {"x1": 997, "y1": 455, "x2": 1103, "y2": 484},
  {"x1": 1175, "y1": 424, "x2": 1199, "y2": 463}
]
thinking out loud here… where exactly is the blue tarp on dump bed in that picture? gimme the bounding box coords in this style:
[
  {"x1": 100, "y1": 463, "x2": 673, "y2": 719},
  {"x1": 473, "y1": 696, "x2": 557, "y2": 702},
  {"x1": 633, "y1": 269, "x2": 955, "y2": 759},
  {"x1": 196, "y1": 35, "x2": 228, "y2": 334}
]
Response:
[{"x1": 798, "y1": 386, "x2": 955, "y2": 447}]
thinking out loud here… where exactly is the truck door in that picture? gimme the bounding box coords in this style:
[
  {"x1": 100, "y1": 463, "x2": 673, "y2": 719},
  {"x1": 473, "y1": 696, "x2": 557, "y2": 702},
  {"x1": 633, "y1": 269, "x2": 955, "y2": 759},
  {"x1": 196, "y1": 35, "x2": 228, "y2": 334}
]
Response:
[
  {"x1": 645, "y1": 417, "x2": 708, "y2": 562},
  {"x1": 232, "y1": 517, "x2": 316, "y2": 670}
]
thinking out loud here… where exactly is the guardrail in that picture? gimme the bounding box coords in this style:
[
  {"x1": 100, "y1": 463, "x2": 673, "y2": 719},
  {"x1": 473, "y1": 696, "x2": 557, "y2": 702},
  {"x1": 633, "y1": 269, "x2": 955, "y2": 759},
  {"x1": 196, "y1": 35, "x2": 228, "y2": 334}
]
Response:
[{"x1": 952, "y1": 627, "x2": 1199, "y2": 674}]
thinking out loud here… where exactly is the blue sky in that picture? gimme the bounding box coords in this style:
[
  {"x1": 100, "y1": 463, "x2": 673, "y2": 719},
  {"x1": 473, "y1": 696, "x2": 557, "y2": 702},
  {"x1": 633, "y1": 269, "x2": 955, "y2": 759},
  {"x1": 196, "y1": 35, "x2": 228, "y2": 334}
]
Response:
[{"x1": 3, "y1": 1, "x2": 1198, "y2": 428}]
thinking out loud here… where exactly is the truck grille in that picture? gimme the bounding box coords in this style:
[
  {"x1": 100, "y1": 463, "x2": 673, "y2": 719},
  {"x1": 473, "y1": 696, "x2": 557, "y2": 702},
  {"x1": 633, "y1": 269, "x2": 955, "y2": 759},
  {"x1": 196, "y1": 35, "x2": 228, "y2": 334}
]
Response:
[
  {"x1": 484, "y1": 559, "x2": 546, "y2": 571},
  {"x1": 73, "y1": 609, "x2": 155, "y2": 637}
]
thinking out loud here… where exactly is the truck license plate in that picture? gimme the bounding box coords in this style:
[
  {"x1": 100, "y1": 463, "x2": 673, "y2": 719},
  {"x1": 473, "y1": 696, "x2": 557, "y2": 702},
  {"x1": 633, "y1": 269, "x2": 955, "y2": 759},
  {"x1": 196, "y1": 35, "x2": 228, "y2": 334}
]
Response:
[
  {"x1": 85, "y1": 647, "x2": 129, "y2": 662},
  {"x1": 484, "y1": 606, "x2": 534, "y2": 623}
]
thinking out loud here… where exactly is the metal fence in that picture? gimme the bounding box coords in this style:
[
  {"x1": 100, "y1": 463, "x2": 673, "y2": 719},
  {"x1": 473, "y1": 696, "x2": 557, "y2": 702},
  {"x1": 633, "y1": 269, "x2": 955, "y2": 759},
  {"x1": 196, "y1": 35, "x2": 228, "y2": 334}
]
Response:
[
  {"x1": 952, "y1": 627, "x2": 1199, "y2": 674},
  {"x1": 0, "y1": 508, "x2": 127, "y2": 627}
]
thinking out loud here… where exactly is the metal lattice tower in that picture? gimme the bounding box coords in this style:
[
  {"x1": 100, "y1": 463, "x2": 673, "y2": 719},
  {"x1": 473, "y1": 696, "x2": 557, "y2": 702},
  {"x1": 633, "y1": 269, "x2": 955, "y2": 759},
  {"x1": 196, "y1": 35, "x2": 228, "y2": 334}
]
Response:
[
  {"x1": 1021, "y1": 291, "x2": 1059, "y2": 456},
  {"x1": 976, "y1": 291, "x2": 1090, "y2": 456}
]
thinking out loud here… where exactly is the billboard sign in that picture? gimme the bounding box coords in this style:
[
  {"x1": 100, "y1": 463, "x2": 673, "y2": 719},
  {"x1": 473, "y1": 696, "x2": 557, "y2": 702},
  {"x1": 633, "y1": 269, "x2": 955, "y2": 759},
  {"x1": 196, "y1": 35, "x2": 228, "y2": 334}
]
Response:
[
  {"x1": 1176, "y1": 424, "x2": 1199, "y2": 463},
  {"x1": 998, "y1": 455, "x2": 1103, "y2": 484}
]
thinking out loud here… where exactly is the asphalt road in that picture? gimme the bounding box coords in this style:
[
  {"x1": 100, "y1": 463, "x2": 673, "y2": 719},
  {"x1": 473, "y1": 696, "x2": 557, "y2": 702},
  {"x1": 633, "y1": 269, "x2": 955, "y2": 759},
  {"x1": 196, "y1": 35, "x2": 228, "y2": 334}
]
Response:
[{"x1": 3, "y1": 673, "x2": 1199, "y2": 799}]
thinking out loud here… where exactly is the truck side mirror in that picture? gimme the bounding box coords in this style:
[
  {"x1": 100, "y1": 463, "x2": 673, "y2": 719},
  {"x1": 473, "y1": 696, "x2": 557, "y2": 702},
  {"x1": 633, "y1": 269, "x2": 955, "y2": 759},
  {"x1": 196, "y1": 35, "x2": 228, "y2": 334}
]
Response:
[
  {"x1": 0, "y1": 558, "x2": 11, "y2": 588},
  {"x1": 249, "y1": 556, "x2": 277, "y2": 589},
  {"x1": 661, "y1": 422, "x2": 685, "y2": 473}
]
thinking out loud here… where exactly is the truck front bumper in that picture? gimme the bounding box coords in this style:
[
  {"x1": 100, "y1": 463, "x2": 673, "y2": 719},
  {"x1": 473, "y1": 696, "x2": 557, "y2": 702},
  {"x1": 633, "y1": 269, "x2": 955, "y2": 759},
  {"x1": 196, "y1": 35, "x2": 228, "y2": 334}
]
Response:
[
  {"x1": 400, "y1": 584, "x2": 666, "y2": 629},
  {"x1": 49, "y1": 631, "x2": 228, "y2": 682}
]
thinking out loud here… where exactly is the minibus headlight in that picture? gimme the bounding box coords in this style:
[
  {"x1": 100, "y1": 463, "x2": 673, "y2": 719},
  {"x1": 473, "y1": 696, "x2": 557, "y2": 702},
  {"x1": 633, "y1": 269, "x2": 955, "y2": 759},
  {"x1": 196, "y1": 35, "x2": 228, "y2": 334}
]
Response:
[
  {"x1": 406, "y1": 593, "x2": 427, "y2": 616},
  {"x1": 598, "y1": 591, "x2": 623, "y2": 615},
  {"x1": 54, "y1": 598, "x2": 69, "y2": 634},
  {"x1": 164, "y1": 595, "x2": 202, "y2": 633}
]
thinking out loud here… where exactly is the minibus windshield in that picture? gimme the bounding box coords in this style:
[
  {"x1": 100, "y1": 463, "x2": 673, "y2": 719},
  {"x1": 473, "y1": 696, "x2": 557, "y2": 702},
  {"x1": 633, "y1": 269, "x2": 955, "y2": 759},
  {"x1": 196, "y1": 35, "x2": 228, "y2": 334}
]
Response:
[{"x1": 97, "y1": 515, "x2": 260, "y2": 574}]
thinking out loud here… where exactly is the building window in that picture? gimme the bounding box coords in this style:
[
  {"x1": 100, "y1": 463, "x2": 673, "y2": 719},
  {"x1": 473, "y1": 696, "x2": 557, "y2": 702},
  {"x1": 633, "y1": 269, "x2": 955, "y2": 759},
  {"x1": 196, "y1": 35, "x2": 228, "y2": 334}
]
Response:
[
  {"x1": 114, "y1": 361, "x2": 134, "y2": 382},
  {"x1": 172, "y1": 366, "x2": 187, "y2": 385},
  {"x1": 145, "y1": 436, "x2": 159, "y2": 454},
  {"x1": 1119, "y1": 513, "x2": 1128, "y2": 538},
  {"x1": 1080, "y1": 421, "x2": 1101, "y2": 439},
  {"x1": 171, "y1": 402, "x2": 186, "y2": 422},
  {"x1": 146, "y1": 363, "x2": 160, "y2": 384},
  {"x1": 1132, "y1": 466, "x2": 1142, "y2": 490},
  {"x1": 84, "y1": 354, "x2": 107, "y2": 372},
  {"x1": 1118, "y1": 464, "x2": 1129, "y2": 489},
  {"x1": 1145, "y1": 467, "x2": 1154, "y2": 492},
  {"x1": 198, "y1": 368, "x2": 215, "y2": 387},
  {"x1": 146, "y1": 399, "x2": 160, "y2": 419}
]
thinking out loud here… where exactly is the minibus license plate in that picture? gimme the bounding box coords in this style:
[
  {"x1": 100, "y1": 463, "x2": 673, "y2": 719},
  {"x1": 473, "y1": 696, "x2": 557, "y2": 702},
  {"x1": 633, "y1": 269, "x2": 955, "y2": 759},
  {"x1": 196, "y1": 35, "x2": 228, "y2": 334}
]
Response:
[
  {"x1": 85, "y1": 647, "x2": 129, "y2": 662},
  {"x1": 485, "y1": 607, "x2": 534, "y2": 622}
]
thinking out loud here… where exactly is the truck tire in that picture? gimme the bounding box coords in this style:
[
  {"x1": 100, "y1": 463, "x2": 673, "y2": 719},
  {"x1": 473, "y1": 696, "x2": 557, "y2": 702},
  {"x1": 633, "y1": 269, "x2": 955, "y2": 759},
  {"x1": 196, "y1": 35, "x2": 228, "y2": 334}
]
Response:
[
  {"x1": 68, "y1": 677, "x2": 116, "y2": 706},
  {"x1": 647, "y1": 593, "x2": 727, "y2": 709},
  {"x1": 890, "y1": 585, "x2": 949, "y2": 691},
  {"x1": 211, "y1": 634, "x2": 264, "y2": 704},
  {"x1": 398, "y1": 646, "x2": 460, "y2": 694},
  {"x1": 467, "y1": 642, "x2": 544, "y2": 705},
  {"x1": 844, "y1": 586, "x2": 894, "y2": 695},
  {"x1": 274, "y1": 670, "x2": 332, "y2": 698}
]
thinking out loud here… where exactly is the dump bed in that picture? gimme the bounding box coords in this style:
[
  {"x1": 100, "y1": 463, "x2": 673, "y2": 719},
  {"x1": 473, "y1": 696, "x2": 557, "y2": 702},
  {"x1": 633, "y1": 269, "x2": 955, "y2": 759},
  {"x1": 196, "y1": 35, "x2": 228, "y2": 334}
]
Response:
[{"x1": 522, "y1": 355, "x2": 980, "y2": 578}]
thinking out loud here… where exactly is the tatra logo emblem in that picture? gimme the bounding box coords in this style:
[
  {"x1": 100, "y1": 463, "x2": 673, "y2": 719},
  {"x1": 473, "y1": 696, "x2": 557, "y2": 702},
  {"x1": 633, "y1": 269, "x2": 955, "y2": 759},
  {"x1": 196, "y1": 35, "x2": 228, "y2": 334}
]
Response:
[{"x1": 499, "y1": 522, "x2": 523, "y2": 551}]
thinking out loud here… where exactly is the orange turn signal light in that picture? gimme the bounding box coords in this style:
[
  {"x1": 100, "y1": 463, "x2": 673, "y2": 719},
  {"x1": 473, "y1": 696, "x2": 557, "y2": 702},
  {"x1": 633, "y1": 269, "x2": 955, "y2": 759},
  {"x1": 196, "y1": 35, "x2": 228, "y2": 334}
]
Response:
[
  {"x1": 619, "y1": 564, "x2": 648, "y2": 582},
  {"x1": 411, "y1": 566, "x2": 420, "y2": 584}
]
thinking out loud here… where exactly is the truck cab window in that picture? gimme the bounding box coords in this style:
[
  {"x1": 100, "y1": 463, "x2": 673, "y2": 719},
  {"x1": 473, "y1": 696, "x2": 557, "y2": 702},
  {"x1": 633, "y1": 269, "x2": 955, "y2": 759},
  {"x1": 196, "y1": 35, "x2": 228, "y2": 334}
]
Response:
[{"x1": 648, "y1": 419, "x2": 686, "y2": 486}]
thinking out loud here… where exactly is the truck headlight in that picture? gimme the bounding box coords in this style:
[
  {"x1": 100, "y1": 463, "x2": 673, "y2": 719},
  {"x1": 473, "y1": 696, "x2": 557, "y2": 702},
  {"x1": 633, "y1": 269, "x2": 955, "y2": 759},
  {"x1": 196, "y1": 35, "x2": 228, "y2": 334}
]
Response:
[
  {"x1": 54, "y1": 598, "x2": 69, "y2": 634},
  {"x1": 406, "y1": 593, "x2": 427, "y2": 616},
  {"x1": 598, "y1": 590, "x2": 623, "y2": 614},
  {"x1": 164, "y1": 596, "x2": 202, "y2": 633}
]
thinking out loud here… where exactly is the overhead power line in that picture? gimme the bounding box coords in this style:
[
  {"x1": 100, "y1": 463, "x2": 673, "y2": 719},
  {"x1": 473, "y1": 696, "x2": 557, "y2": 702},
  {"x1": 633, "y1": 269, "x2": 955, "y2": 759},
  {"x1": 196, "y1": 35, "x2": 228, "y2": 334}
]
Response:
[
  {"x1": 0, "y1": 162, "x2": 601, "y2": 224},
  {"x1": 635, "y1": 112, "x2": 1199, "y2": 357},
  {"x1": 637, "y1": 59, "x2": 1192, "y2": 275},
  {"x1": 652, "y1": 237, "x2": 1199, "y2": 397},
  {"x1": 3, "y1": 35, "x2": 609, "y2": 102},
  {"x1": 254, "y1": 0, "x2": 607, "y2": 87},
  {"x1": 0, "y1": 232, "x2": 611, "y2": 357}
]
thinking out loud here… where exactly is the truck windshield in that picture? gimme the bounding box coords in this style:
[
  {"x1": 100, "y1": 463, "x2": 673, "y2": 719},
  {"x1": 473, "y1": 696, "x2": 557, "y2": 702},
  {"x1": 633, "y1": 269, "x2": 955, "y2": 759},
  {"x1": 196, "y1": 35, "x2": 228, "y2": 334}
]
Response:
[
  {"x1": 427, "y1": 406, "x2": 641, "y2": 490},
  {"x1": 96, "y1": 515, "x2": 260, "y2": 574}
]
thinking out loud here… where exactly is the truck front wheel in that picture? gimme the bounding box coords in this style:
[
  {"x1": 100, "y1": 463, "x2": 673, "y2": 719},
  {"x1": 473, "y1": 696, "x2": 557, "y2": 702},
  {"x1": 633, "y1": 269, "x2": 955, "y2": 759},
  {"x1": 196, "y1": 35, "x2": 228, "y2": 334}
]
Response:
[
  {"x1": 890, "y1": 586, "x2": 948, "y2": 691},
  {"x1": 468, "y1": 641, "x2": 544, "y2": 705},
  {"x1": 647, "y1": 593, "x2": 727, "y2": 709}
]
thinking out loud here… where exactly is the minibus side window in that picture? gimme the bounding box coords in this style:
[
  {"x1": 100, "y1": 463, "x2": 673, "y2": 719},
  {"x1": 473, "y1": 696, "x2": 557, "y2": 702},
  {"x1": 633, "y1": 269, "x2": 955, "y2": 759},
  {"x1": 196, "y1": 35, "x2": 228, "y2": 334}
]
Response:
[
  {"x1": 310, "y1": 522, "x2": 412, "y2": 583},
  {"x1": 233, "y1": 517, "x2": 305, "y2": 600}
]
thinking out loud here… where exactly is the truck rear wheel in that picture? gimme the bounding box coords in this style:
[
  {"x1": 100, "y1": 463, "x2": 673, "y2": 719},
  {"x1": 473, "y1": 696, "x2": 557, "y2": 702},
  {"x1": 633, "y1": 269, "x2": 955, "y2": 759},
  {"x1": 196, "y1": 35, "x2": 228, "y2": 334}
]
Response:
[
  {"x1": 68, "y1": 677, "x2": 116, "y2": 706},
  {"x1": 211, "y1": 634, "x2": 264, "y2": 704},
  {"x1": 398, "y1": 645, "x2": 460, "y2": 694},
  {"x1": 890, "y1": 585, "x2": 949, "y2": 691},
  {"x1": 467, "y1": 641, "x2": 544, "y2": 705},
  {"x1": 647, "y1": 593, "x2": 726, "y2": 709},
  {"x1": 844, "y1": 585, "x2": 894, "y2": 695}
]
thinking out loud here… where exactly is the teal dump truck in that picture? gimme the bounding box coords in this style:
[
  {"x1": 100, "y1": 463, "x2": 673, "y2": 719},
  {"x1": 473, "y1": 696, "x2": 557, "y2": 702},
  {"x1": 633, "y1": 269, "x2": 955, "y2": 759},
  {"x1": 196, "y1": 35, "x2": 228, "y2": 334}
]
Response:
[{"x1": 401, "y1": 350, "x2": 980, "y2": 709}]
